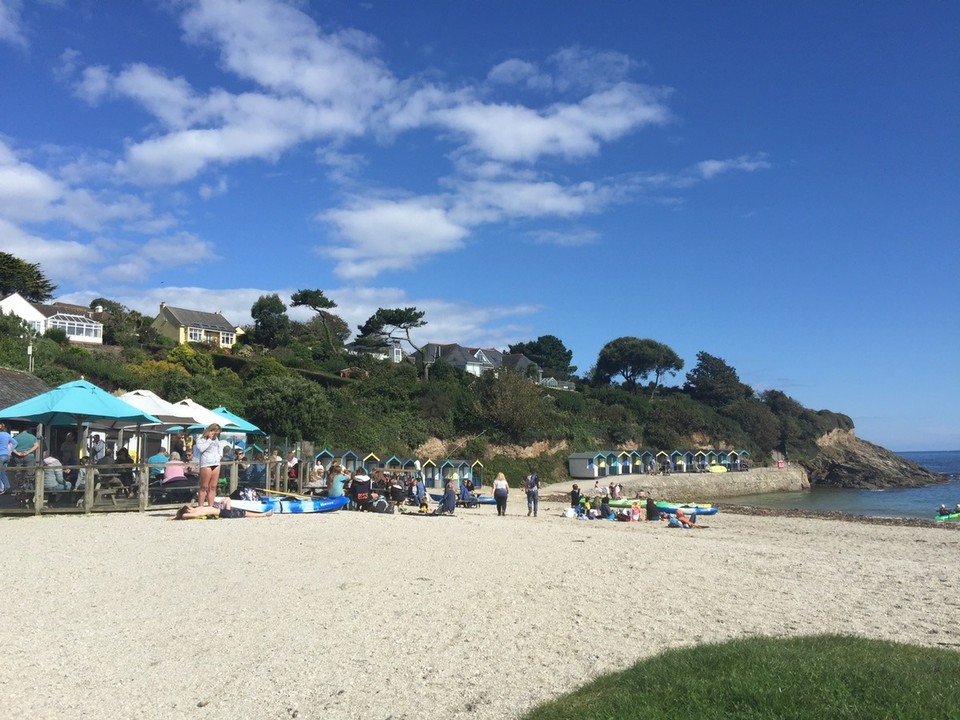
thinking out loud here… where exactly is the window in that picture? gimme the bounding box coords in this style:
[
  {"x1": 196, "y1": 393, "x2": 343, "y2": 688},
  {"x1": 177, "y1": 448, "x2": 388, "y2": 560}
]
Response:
[
  {"x1": 188, "y1": 327, "x2": 203, "y2": 342},
  {"x1": 221, "y1": 332, "x2": 234, "y2": 346}
]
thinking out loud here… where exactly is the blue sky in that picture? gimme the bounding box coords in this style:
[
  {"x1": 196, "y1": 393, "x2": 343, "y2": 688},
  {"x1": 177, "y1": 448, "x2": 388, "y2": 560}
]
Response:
[{"x1": 1, "y1": 1, "x2": 957, "y2": 451}]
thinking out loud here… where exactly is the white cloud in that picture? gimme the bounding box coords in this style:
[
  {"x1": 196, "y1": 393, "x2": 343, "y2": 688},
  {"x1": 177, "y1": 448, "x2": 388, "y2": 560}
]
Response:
[
  {"x1": 73, "y1": 65, "x2": 112, "y2": 104},
  {"x1": 526, "y1": 229, "x2": 600, "y2": 247},
  {"x1": 320, "y1": 197, "x2": 469, "y2": 279},
  {"x1": 0, "y1": 0, "x2": 26, "y2": 47},
  {"x1": 449, "y1": 178, "x2": 599, "y2": 226},
  {"x1": 696, "y1": 153, "x2": 771, "y2": 179},
  {"x1": 432, "y1": 83, "x2": 670, "y2": 163},
  {"x1": 0, "y1": 140, "x2": 155, "y2": 230},
  {"x1": 487, "y1": 59, "x2": 552, "y2": 91},
  {"x1": 198, "y1": 176, "x2": 228, "y2": 200},
  {"x1": 548, "y1": 46, "x2": 635, "y2": 92}
]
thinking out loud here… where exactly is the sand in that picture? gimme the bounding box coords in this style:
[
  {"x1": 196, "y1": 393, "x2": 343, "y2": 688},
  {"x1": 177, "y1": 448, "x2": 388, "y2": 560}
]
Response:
[{"x1": 3, "y1": 501, "x2": 959, "y2": 719}]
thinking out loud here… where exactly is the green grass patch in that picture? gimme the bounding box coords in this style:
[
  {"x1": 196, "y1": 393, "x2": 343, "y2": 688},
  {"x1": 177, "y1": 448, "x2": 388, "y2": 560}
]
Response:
[{"x1": 522, "y1": 635, "x2": 960, "y2": 720}]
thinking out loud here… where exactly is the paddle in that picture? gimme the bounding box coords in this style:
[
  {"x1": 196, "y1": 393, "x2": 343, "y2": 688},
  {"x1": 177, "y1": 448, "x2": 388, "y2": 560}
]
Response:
[{"x1": 258, "y1": 488, "x2": 311, "y2": 500}]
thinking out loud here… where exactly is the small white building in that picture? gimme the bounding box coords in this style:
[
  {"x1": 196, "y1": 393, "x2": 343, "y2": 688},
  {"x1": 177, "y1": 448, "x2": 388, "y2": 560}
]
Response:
[{"x1": 0, "y1": 292, "x2": 103, "y2": 344}]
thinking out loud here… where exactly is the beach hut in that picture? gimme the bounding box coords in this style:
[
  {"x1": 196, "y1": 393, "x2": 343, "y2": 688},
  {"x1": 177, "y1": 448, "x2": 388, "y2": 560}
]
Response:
[
  {"x1": 671, "y1": 450, "x2": 684, "y2": 472},
  {"x1": 422, "y1": 459, "x2": 438, "y2": 488},
  {"x1": 630, "y1": 450, "x2": 643, "y2": 474},
  {"x1": 567, "y1": 452, "x2": 602, "y2": 479},
  {"x1": 335, "y1": 450, "x2": 359, "y2": 472},
  {"x1": 383, "y1": 455, "x2": 403, "y2": 473},
  {"x1": 694, "y1": 451, "x2": 707, "y2": 471},
  {"x1": 439, "y1": 459, "x2": 458, "y2": 483},
  {"x1": 682, "y1": 451, "x2": 696, "y2": 472},
  {"x1": 718, "y1": 450, "x2": 729, "y2": 467},
  {"x1": 402, "y1": 458, "x2": 419, "y2": 476},
  {"x1": 362, "y1": 452, "x2": 381, "y2": 472},
  {"x1": 471, "y1": 460, "x2": 484, "y2": 486},
  {"x1": 617, "y1": 451, "x2": 632, "y2": 474},
  {"x1": 655, "y1": 451, "x2": 670, "y2": 472},
  {"x1": 706, "y1": 450, "x2": 719, "y2": 467},
  {"x1": 314, "y1": 449, "x2": 335, "y2": 470},
  {"x1": 640, "y1": 450, "x2": 655, "y2": 473}
]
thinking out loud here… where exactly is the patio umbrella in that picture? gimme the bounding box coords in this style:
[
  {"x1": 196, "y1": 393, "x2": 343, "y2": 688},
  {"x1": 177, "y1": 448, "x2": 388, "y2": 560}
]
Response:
[
  {"x1": 119, "y1": 389, "x2": 198, "y2": 427},
  {"x1": 211, "y1": 407, "x2": 262, "y2": 434},
  {"x1": 173, "y1": 398, "x2": 244, "y2": 431},
  {"x1": 0, "y1": 380, "x2": 161, "y2": 427}
]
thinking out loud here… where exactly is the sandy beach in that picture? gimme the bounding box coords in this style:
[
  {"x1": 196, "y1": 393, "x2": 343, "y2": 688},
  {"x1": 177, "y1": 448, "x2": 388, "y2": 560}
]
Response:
[{"x1": 3, "y1": 501, "x2": 959, "y2": 719}]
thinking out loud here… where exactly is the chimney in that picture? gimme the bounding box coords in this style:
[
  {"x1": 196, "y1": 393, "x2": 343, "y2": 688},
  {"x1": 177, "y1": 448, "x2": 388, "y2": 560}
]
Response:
[{"x1": 160, "y1": 301, "x2": 167, "y2": 310}]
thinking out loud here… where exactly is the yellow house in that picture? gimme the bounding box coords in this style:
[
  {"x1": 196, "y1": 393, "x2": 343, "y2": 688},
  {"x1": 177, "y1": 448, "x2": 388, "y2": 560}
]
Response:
[{"x1": 151, "y1": 302, "x2": 243, "y2": 349}]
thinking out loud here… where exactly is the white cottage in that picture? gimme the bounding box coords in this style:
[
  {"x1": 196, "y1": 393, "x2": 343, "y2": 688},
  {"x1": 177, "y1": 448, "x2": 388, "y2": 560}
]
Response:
[{"x1": 0, "y1": 292, "x2": 103, "y2": 344}]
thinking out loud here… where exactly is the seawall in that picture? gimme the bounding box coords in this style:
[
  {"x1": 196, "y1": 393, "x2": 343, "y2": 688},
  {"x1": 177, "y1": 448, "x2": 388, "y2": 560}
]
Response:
[{"x1": 545, "y1": 466, "x2": 809, "y2": 501}]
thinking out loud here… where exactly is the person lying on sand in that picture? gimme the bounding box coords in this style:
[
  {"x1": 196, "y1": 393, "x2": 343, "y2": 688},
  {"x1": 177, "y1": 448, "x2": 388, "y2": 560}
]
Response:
[{"x1": 172, "y1": 497, "x2": 272, "y2": 520}]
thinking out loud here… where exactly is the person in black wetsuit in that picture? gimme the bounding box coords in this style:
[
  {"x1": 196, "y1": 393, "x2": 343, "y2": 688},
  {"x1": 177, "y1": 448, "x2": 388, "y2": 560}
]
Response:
[{"x1": 646, "y1": 497, "x2": 660, "y2": 522}]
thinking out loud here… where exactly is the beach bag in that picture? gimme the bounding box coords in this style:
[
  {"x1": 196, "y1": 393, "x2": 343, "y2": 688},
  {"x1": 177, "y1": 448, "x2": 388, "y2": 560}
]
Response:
[{"x1": 563, "y1": 508, "x2": 577, "y2": 518}]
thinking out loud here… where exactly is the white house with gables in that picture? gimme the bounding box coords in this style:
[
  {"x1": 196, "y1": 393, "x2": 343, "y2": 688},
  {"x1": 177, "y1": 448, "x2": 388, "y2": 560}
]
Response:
[
  {"x1": 0, "y1": 292, "x2": 104, "y2": 344},
  {"x1": 419, "y1": 342, "x2": 541, "y2": 380}
]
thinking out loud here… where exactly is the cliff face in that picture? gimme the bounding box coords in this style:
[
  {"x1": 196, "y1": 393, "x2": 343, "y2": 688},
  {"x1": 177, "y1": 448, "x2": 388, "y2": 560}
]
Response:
[{"x1": 803, "y1": 429, "x2": 944, "y2": 489}]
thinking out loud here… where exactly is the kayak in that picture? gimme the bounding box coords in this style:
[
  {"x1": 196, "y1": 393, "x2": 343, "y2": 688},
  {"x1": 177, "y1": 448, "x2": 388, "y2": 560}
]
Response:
[
  {"x1": 657, "y1": 502, "x2": 718, "y2": 517},
  {"x1": 230, "y1": 496, "x2": 350, "y2": 514},
  {"x1": 429, "y1": 492, "x2": 496, "y2": 505},
  {"x1": 934, "y1": 512, "x2": 960, "y2": 522},
  {"x1": 598, "y1": 499, "x2": 718, "y2": 516}
]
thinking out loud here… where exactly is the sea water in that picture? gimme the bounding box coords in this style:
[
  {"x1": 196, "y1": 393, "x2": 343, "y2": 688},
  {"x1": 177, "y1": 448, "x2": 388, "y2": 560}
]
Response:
[{"x1": 723, "y1": 450, "x2": 960, "y2": 520}]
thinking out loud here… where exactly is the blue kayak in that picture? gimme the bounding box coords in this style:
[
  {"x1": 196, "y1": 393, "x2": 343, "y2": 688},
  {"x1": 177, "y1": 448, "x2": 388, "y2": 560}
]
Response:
[{"x1": 231, "y1": 496, "x2": 349, "y2": 514}]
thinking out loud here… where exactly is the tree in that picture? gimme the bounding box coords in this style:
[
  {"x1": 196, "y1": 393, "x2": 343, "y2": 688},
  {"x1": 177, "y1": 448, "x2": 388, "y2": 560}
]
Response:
[
  {"x1": 356, "y1": 307, "x2": 426, "y2": 355},
  {"x1": 290, "y1": 289, "x2": 345, "y2": 357},
  {"x1": 508, "y1": 335, "x2": 577, "y2": 378},
  {"x1": 90, "y1": 297, "x2": 149, "y2": 347},
  {"x1": 592, "y1": 337, "x2": 684, "y2": 395},
  {"x1": 684, "y1": 351, "x2": 753, "y2": 407},
  {"x1": 249, "y1": 294, "x2": 290, "y2": 348},
  {"x1": 0, "y1": 252, "x2": 57, "y2": 302},
  {"x1": 475, "y1": 368, "x2": 546, "y2": 443},
  {"x1": 245, "y1": 374, "x2": 332, "y2": 440}
]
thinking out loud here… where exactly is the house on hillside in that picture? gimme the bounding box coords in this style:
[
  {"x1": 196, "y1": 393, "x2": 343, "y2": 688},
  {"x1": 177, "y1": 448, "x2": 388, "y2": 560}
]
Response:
[
  {"x1": 0, "y1": 292, "x2": 104, "y2": 344},
  {"x1": 151, "y1": 302, "x2": 243, "y2": 350},
  {"x1": 346, "y1": 338, "x2": 404, "y2": 363},
  {"x1": 419, "y1": 343, "x2": 541, "y2": 381}
]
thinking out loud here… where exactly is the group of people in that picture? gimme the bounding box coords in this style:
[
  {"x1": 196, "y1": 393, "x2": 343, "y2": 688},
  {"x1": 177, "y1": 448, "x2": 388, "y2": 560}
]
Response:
[
  {"x1": 937, "y1": 504, "x2": 960, "y2": 517},
  {"x1": 568, "y1": 483, "x2": 700, "y2": 527}
]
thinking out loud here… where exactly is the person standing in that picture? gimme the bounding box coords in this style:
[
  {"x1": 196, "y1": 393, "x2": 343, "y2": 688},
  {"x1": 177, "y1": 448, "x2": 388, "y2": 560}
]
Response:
[
  {"x1": 0, "y1": 422, "x2": 13, "y2": 494},
  {"x1": 194, "y1": 423, "x2": 222, "y2": 507},
  {"x1": 13, "y1": 426, "x2": 40, "y2": 487},
  {"x1": 525, "y1": 470, "x2": 540, "y2": 517},
  {"x1": 89, "y1": 434, "x2": 106, "y2": 462},
  {"x1": 492, "y1": 472, "x2": 509, "y2": 516}
]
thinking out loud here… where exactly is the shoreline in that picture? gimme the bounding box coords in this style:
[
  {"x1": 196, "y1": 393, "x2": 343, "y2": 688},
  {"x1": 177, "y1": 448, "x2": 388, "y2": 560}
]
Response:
[{"x1": 3, "y1": 502, "x2": 958, "y2": 719}]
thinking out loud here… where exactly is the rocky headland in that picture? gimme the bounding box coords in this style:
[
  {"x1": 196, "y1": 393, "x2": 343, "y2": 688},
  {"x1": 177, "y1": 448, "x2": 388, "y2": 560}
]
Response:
[{"x1": 802, "y1": 429, "x2": 945, "y2": 489}]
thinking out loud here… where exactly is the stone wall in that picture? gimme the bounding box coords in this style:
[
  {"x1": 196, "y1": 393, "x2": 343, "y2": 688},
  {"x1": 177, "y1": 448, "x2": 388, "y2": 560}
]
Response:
[{"x1": 551, "y1": 466, "x2": 809, "y2": 501}]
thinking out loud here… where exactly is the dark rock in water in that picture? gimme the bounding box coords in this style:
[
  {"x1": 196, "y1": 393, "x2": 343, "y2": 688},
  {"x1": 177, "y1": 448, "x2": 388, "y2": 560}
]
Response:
[{"x1": 803, "y1": 430, "x2": 945, "y2": 489}]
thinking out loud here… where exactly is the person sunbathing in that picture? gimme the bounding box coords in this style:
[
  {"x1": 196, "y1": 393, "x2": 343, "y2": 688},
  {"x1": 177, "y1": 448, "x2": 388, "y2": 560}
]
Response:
[
  {"x1": 674, "y1": 508, "x2": 700, "y2": 528},
  {"x1": 172, "y1": 497, "x2": 272, "y2": 520}
]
